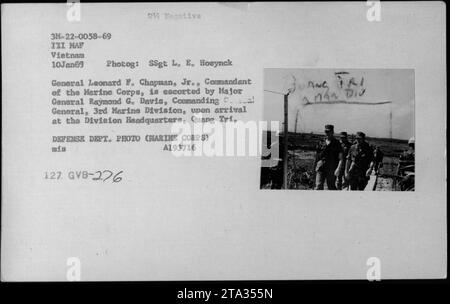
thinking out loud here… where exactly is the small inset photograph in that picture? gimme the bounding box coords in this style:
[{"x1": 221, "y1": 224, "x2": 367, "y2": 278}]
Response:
[{"x1": 260, "y1": 69, "x2": 415, "y2": 191}]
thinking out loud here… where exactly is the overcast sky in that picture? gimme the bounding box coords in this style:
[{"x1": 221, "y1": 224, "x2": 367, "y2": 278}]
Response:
[{"x1": 263, "y1": 69, "x2": 415, "y2": 140}]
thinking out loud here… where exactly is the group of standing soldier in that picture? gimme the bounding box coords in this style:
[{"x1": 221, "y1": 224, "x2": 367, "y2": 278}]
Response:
[{"x1": 314, "y1": 124, "x2": 384, "y2": 190}]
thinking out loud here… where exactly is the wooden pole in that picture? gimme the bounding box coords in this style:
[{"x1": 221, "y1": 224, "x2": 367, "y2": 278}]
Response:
[{"x1": 283, "y1": 94, "x2": 289, "y2": 189}]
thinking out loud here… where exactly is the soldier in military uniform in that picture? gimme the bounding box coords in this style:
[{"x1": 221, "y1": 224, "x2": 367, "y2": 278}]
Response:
[
  {"x1": 335, "y1": 131, "x2": 352, "y2": 190},
  {"x1": 345, "y1": 132, "x2": 375, "y2": 190},
  {"x1": 314, "y1": 124, "x2": 344, "y2": 190},
  {"x1": 373, "y1": 146, "x2": 384, "y2": 175},
  {"x1": 398, "y1": 137, "x2": 415, "y2": 190},
  {"x1": 400, "y1": 137, "x2": 415, "y2": 162}
]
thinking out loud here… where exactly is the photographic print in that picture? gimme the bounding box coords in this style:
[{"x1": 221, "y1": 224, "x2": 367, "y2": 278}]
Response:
[{"x1": 261, "y1": 69, "x2": 415, "y2": 191}]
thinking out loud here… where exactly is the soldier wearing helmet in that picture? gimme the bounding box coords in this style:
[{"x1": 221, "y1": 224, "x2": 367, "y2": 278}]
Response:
[{"x1": 400, "y1": 137, "x2": 415, "y2": 161}]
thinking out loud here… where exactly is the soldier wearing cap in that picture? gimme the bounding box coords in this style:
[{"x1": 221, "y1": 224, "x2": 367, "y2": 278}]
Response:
[
  {"x1": 400, "y1": 137, "x2": 415, "y2": 162},
  {"x1": 345, "y1": 132, "x2": 375, "y2": 190},
  {"x1": 314, "y1": 124, "x2": 344, "y2": 190},
  {"x1": 373, "y1": 146, "x2": 384, "y2": 175},
  {"x1": 336, "y1": 131, "x2": 352, "y2": 190}
]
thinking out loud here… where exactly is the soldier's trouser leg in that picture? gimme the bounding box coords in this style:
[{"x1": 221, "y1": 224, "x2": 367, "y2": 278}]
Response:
[
  {"x1": 315, "y1": 171, "x2": 325, "y2": 190},
  {"x1": 348, "y1": 176, "x2": 359, "y2": 190},
  {"x1": 326, "y1": 169, "x2": 337, "y2": 190}
]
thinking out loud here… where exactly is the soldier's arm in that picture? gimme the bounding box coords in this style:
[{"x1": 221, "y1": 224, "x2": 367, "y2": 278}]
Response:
[{"x1": 378, "y1": 152, "x2": 384, "y2": 167}]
